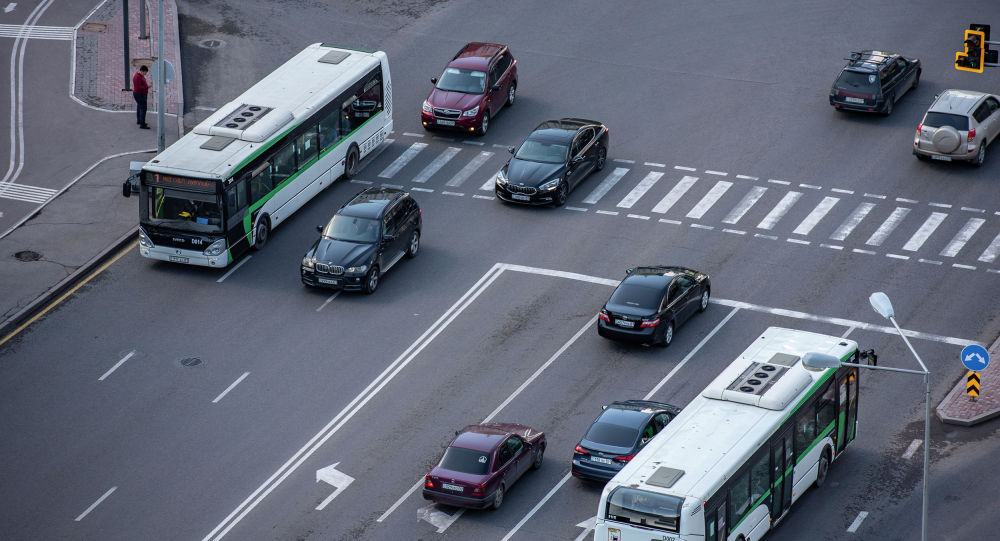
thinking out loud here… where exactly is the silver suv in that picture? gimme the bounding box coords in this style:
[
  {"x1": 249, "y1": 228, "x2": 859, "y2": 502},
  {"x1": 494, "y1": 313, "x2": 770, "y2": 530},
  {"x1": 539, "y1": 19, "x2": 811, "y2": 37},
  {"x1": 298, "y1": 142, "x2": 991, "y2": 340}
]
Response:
[{"x1": 913, "y1": 89, "x2": 1000, "y2": 167}]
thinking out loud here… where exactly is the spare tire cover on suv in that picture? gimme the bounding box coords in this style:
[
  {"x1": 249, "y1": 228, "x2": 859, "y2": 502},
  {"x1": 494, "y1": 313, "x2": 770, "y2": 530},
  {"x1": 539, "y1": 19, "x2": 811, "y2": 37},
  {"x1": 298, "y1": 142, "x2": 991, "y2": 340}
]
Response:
[{"x1": 931, "y1": 126, "x2": 961, "y2": 153}]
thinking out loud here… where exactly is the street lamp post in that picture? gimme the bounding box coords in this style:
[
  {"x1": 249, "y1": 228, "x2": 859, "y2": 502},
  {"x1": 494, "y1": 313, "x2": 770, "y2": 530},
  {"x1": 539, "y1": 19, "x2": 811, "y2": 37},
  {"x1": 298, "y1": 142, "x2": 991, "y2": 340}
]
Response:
[{"x1": 801, "y1": 291, "x2": 930, "y2": 541}]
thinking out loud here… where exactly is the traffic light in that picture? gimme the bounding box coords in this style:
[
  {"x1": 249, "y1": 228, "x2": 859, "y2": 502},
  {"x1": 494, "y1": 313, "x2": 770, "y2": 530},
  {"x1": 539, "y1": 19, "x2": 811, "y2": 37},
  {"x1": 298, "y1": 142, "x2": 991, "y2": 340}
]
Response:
[{"x1": 956, "y1": 28, "x2": 986, "y2": 73}]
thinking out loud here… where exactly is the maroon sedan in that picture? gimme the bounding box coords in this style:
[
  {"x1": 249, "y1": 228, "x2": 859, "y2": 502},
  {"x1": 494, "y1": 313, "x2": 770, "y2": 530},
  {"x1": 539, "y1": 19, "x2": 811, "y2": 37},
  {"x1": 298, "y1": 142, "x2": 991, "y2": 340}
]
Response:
[
  {"x1": 421, "y1": 42, "x2": 517, "y2": 136},
  {"x1": 423, "y1": 423, "x2": 545, "y2": 510}
]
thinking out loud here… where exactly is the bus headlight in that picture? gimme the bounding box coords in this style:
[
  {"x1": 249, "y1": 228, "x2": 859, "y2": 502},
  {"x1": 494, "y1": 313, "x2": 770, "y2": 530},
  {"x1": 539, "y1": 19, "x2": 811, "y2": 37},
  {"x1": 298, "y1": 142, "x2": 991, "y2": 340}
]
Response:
[
  {"x1": 462, "y1": 105, "x2": 479, "y2": 117},
  {"x1": 203, "y1": 238, "x2": 226, "y2": 256},
  {"x1": 138, "y1": 227, "x2": 154, "y2": 248},
  {"x1": 302, "y1": 256, "x2": 315, "y2": 269},
  {"x1": 347, "y1": 264, "x2": 368, "y2": 274}
]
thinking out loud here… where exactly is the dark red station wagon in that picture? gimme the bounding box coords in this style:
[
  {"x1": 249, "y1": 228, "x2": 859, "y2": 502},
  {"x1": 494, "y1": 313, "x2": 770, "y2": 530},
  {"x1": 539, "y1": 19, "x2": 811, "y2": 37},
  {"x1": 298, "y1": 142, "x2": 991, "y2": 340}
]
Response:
[
  {"x1": 422, "y1": 423, "x2": 545, "y2": 510},
  {"x1": 421, "y1": 42, "x2": 517, "y2": 136}
]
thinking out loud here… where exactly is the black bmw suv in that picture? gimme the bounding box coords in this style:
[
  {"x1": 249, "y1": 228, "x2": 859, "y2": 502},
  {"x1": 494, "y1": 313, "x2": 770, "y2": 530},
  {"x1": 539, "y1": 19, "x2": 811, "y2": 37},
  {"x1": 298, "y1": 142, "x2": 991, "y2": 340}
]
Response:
[
  {"x1": 301, "y1": 187, "x2": 421, "y2": 294},
  {"x1": 829, "y1": 50, "x2": 920, "y2": 115}
]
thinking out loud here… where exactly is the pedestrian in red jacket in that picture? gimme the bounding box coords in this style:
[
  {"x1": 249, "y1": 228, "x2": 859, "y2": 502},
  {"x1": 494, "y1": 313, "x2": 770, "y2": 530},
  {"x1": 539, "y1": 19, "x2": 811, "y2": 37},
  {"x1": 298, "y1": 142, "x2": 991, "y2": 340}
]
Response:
[{"x1": 133, "y1": 65, "x2": 150, "y2": 129}]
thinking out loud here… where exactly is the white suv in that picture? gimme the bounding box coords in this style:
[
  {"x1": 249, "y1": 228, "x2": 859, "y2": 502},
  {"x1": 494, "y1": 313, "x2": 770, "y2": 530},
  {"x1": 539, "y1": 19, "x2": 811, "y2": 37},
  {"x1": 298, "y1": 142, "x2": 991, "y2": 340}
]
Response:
[{"x1": 913, "y1": 89, "x2": 1000, "y2": 167}]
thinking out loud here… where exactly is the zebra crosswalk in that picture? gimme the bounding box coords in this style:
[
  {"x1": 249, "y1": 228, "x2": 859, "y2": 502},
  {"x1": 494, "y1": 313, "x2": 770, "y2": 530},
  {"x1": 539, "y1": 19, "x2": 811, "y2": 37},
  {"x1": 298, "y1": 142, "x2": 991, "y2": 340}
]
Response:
[
  {"x1": 363, "y1": 136, "x2": 1000, "y2": 272},
  {"x1": 0, "y1": 182, "x2": 58, "y2": 204}
]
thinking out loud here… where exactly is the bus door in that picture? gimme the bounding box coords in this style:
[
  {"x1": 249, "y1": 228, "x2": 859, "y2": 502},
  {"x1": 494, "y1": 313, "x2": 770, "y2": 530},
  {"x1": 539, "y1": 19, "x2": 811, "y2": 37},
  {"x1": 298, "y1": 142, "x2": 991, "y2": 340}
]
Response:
[
  {"x1": 770, "y1": 426, "x2": 794, "y2": 520},
  {"x1": 836, "y1": 368, "x2": 859, "y2": 451}
]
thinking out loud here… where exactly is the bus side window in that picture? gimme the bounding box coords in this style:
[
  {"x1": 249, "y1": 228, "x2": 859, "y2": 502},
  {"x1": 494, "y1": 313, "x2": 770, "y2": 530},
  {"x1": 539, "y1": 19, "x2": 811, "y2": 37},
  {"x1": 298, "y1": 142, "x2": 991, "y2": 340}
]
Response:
[
  {"x1": 296, "y1": 127, "x2": 319, "y2": 167},
  {"x1": 318, "y1": 109, "x2": 341, "y2": 149},
  {"x1": 250, "y1": 167, "x2": 272, "y2": 204},
  {"x1": 794, "y1": 410, "x2": 815, "y2": 456},
  {"x1": 270, "y1": 143, "x2": 297, "y2": 187}
]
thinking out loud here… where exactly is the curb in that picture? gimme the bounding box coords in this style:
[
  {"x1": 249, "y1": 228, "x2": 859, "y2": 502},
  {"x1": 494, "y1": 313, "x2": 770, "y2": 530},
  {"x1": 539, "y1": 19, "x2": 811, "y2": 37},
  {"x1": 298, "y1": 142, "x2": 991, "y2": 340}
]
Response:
[{"x1": 935, "y1": 334, "x2": 1000, "y2": 426}]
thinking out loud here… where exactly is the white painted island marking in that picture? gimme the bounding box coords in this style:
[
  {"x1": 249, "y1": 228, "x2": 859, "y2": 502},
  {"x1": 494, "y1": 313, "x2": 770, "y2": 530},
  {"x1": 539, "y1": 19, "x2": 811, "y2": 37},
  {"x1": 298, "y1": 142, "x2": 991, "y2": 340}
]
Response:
[
  {"x1": 99, "y1": 351, "x2": 135, "y2": 381},
  {"x1": 75, "y1": 486, "x2": 116, "y2": 521}
]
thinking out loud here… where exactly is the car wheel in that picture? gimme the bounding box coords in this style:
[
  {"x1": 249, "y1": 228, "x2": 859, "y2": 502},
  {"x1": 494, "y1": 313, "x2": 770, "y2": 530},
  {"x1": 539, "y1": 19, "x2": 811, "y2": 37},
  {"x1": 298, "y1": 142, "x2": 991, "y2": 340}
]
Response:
[
  {"x1": 363, "y1": 265, "x2": 379, "y2": 294},
  {"x1": 507, "y1": 82, "x2": 516, "y2": 106},
  {"x1": 553, "y1": 181, "x2": 568, "y2": 207},
  {"x1": 492, "y1": 484, "x2": 505, "y2": 510},
  {"x1": 252, "y1": 217, "x2": 270, "y2": 251},
  {"x1": 973, "y1": 141, "x2": 986, "y2": 168},
  {"x1": 595, "y1": 146, "x2": 607, "y2": 171},
  {"x1": 883, "y1": 94, "x2": 894, "y2": 116},
  {"x1": 405, "y1": 230, "x2": 420, "y2": 258},
  {"x1": 815, "y1": 449, "x2": 831, "y2": 488},
  {"x1": 477, "y1": 111, "x2": 490, "y2": 136},
  {"x1": 698, "y1": 288, "x2": 710, "y2": 312},
  {"x1": 344, "y1": 144, "x2": 360, "y2": 179},
  {"x1": 532, "y1": 445, "x2": 544, "y2": 470},
  {"x1": 657, "y1": 321, "x2": 674, "y2": 348}
]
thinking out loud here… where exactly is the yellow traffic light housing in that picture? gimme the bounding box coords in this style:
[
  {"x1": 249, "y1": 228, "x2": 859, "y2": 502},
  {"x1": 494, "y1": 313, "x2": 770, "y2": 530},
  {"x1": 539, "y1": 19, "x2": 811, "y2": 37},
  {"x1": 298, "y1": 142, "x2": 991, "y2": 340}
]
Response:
[{"x1": 956, "y1": 29, "x2": 986, "y2": 73}]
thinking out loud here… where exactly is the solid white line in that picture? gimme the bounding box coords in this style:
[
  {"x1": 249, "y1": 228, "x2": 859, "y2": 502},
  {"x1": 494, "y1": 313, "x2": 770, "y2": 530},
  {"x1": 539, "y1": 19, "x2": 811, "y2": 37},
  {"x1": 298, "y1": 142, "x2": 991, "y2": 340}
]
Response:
[
  {"x1": 757, "y1": 191, "x2": 801, "y2": 230},
  {"x1": 75, "y1": 486, "x2": 116, "y2": 521},
  {"x1": 316, "y1": 292, "x2": 340, "y2": 312},
  {"x1": 583, "y1": 167, "x2": 629, "y2": 204},
  {"x1": 901, "y1": 439, "x2": 922, "y2": 459},
  {"x1": 864, "y1": 193, "x2": 887, "y2": 200},
  {"x1": 674, "y1": 165, "x2": 696, "y2": 171},
  {"x1": 472, "y1": 194, "x2": 494, "y2": 200},
  {"x1": 378, "y1": 142, "x2": 427, "y2": 179},
  {"x1": 616, "y1": 171, "x2": 662, "y2": 208},
  {"x1": 448, "y1": 151, "x2": 493, "y2": 187},
  {"x1": 940, "y1": 218, "x2": 984, "y2": 257},
  {"x1": 768, "y1": 179, "x2": 790, "y2": 185},
  {"x1": 627, "y1": 214, "x2": 650, "y2": 220},
  {"x1": 646, "y1": 306, "x2": 740, "y2": 398},
  {"x1": 831, "y1": 188, "x2": 854, "y2": 194},
  {"x1": 866, "y1": 207, "x2": 911, "y2": 246},
  {"x1": 735, "y1": 174, "x2": 757, "y2": 180},
  {"x1": 847, "y1": 511, "x2": 869, "y2": 533},
  {"x1": 830, "y1": 202, "x2": 875, "y2": 242},
  {"x1": 792, "y1": 196, "x2": 839, "y2": 236},
  {"x1": 644, "y1": 162, "x2": 665, "y2": 167},
  {"x1": 411, "y1": 146, "x2": 459, "y2": 183},
  {"x1": 98, "y1": 351, "x2": 135, "y2": 381},
  {"x1": 686, "y1": 180, "x2": 732, "y2": 219},
  {"x1": 652, "y1": 175, "x2": 697, "y2": 214},
  {"x1": 722, "y1": 185, "x2": 767, "y2": 224},
  {"x1": 903, "y1": 212, "x2": 947, "y2": 251},
  {"x1": 213, "y1": 372, "x2": 250, "y2": 403},
  {"x1": 216, "y1": 256, "x2": 251, "y2": 283},
  {"x1": 595, "y1": 210, "x2": 619, "y2": 216},
  {"x1": 500, "y1": 473, "x2": 572, "y2": 541},
  {"x1": 705, "y1": 170, "x2": 727, "y2": 176}
]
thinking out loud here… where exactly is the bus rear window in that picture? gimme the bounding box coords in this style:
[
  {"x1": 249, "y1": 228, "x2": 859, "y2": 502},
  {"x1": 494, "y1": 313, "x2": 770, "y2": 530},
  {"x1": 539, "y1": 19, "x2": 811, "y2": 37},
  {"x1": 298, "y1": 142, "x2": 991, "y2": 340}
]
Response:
[{"x1": 605, "y1": 487, "x2": 683, "y2": 532}]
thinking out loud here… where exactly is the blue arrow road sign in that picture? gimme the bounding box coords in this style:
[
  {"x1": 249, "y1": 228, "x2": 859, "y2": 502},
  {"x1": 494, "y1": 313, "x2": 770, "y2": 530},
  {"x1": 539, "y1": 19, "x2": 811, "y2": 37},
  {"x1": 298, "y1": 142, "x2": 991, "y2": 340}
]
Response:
[{"x1": 961, "y1": 344, "x2": 990, "y2": 371}]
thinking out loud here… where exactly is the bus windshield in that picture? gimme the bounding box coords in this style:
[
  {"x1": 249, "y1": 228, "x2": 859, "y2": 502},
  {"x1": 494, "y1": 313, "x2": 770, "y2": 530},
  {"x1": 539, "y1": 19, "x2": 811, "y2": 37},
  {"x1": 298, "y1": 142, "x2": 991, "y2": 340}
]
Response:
[{"x1": 144, "y1": 186, "x2": 223, "y2": 234}]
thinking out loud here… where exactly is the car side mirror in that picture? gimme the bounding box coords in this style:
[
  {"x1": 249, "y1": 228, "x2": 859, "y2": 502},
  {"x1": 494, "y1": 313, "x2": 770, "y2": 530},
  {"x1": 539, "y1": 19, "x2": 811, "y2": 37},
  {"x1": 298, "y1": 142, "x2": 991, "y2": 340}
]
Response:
[
  {"x1": 431, "y1": 77, "x2": 437, "y2": 84},
  {"x1": 571, "y1": 156, "x2": 584, "y2": 165},
  {"x1": 316, "y1": 225, "x2": 323, "y2": 233},
  {"x1": 384, "y1": 234, "x2": 395, "y2": 242},
  {"x1": 508, "y1": 146, "x2": 515, "y2": 155},
  {"x1": 490, "y1": 84, "x2": 500, "y2": 92}
]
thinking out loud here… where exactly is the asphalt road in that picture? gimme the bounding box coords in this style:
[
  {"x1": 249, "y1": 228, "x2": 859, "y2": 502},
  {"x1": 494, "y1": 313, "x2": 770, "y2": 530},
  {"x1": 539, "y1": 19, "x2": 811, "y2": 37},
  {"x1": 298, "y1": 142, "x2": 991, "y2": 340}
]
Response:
[{"x1": 3, "y1": 1, "x2": 1000, "y2": 540}]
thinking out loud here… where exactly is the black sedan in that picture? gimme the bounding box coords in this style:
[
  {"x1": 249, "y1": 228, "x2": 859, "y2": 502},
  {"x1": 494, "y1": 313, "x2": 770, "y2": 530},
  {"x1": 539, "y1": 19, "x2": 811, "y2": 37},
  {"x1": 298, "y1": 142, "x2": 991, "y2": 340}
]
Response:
[
  {"x1": 494, "y1": 118, "x2": 608, "y2": 206},
  {"x1": 572, "y1": 400, "x2": 680, "y2": 482},
  {"x1": 598, "y1": 266, "x2": 711, "y2": 347},
  {"x1": 300, "y1": 187, "x2": 421, "y2": 294}
]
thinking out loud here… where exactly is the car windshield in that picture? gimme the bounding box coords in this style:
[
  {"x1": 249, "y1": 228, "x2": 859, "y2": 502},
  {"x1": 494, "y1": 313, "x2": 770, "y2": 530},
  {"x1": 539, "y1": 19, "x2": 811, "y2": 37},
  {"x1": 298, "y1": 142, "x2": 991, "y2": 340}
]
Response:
[
  {"x1": 439, "y1": 446, "x2": 490, "y2": 475},
  {"x1": 515, "y1": 139, "x2": 569, "y2": 164},
  {"x1": 144, "y1": 186, "x2": 223, "y2": 234},
  {"x1": 923, "y1": 112, "x2": 970, "y2": 131},
  {"x1": 835, "y1": 70, "x2": 878, "y2": 91},
  {"x1": 609, "y1": 281, "x2": 664, "y2": 310},
  {"x1": 436, "y1": 67, "x2": 486, "y2": 94},
  {"x1": 322, "y1": 214, "x2": 379, "y2": 243},
  {"x1": 584, "y1": 421, "x2": 641, "y2": 447}
]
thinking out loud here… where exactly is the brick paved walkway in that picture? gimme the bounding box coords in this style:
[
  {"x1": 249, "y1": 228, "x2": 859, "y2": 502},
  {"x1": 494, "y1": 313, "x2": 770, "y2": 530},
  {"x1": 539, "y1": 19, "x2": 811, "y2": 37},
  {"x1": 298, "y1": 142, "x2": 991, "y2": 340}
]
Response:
[{"x1": 935, "y1": 336, "x2": 1000, "y2": 426}]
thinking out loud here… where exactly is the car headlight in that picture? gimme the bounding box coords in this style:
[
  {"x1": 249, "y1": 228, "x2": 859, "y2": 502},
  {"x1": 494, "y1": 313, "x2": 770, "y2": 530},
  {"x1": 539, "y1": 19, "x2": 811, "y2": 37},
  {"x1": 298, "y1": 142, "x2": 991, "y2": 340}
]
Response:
[
  {"x1": 203, "y1": 238, "x2": 227, "y2": 256},
  {"x1": 422, "y1": 100, "x2": 432, "y2": 113},
  {"x1": 495, "y1": 169, "x2": 508, "y2": 185},
  {"x1": 138, "y1": 227, "x2": 154, "y2": 248},
  {"x1": 462, "y1": 105, "x2": 480, "y2": 117},
  {"x1": 539, "y1": 177, "x2": 562, "y2": 191},
  {"x1": 347, "y1": 264, "x2": 368, "y2": 274},
  {"x1": 301, "y1": 256, "x2": 314, "y2": 269}
]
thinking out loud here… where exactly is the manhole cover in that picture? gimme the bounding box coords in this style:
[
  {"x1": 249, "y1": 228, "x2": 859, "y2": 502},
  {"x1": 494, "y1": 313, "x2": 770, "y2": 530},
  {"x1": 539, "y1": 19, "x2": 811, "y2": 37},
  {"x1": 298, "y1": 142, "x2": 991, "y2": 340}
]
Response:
[
  {"x1": 81, "y1": 22, "x2": 107, "y2": 33},
  {"x1": 14, "y1": 250, "x2": 41, "y2": 261},
  {"x1": 180, "y1": 357, "x2": 203, "y2": 367},
  {"x1": 198, "y1": 39, "x2": 225, "y2": 49}
]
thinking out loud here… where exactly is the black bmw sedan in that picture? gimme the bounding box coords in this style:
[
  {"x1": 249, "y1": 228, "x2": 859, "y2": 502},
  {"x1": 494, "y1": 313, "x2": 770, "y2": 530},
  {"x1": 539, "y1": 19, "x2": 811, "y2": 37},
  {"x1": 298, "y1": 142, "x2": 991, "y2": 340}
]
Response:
[
  {"x1": 598, "y1": 266, "x2": 711, "y2": 347},
  {"x1": 495, "y1": 118, "x2": 608, "y2": 206},
  {"x1": 301, "y1": 187, "x2": 421, "y2": 294}
]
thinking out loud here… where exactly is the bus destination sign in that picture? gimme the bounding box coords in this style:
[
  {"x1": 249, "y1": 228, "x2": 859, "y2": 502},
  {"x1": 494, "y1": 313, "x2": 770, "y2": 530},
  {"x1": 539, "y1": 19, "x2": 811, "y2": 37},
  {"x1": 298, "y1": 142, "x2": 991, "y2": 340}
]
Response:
[{"x1": 150, "y1": 173, "x2": 215, "y2": 191}]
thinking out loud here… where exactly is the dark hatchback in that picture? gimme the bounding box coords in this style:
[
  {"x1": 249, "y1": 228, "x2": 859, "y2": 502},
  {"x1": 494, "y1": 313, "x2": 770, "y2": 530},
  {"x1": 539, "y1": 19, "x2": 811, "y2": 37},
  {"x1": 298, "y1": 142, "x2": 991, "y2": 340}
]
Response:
[
  {"x1": 300, "y1": 187, "x2": 420, "y2": 294},
  {"x1": 572, "y1": 400, "x2": 680, "y2": 482},
  {"x1": 495, "y1": 118, "x2": 608, "y2": 206},
  {"x1": 423, "y1": 423, "x2": 545, "y2": 510},
  {"x1": 598, "y1": 266, "x2": 710, "y2": 347},
  {"x1": 829, "y1": 50, "x2": 920, "y2": 115}
]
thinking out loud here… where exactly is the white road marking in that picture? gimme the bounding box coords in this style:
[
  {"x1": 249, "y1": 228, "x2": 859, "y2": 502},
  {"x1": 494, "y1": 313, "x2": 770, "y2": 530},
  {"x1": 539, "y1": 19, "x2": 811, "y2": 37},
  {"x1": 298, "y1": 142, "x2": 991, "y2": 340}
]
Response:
[
  {"x1": 735, "y1": 174, "x2": 757, "y2": 180},
  {"x1": 961, "y1": 207, "x2": 985, "y2": 213},
  {"x1": 652, "y1": 175, "x2": 697, "y2": 214},
  {"x1": 401, "y1": 132, "x2": 423, "y2": 137},
  {"x1": 886, "y1": 254, "x2": 909, "y2": 260},
  {"x1": 755, "y1": 233, "x2": 778, "y2": 240},
  {"x1": 565, "y1": 206, "x2": 587, "y2": 212},
  {"x1": 896, "y1": 197, "x2": 918, "y2": 204},
  {"x1": 349, "y1": 179, "x2": 372, "y2": 185},
  {"x1": 830, "y1": 202, "x2": 875, "y2": 241},
  {"x1": 644, "y1": 161, "x2": 665, "y2": 167},
  {"x1": 831, "y1": 188, "x2": 854, "y2": 194},
  {"x1": 98, "y1": 351, "x2": 135, "y2": 381},
  {"x1": 378, "y1": 142, "x2": 427, "y2": 178},
  {"x1": 864, "y1": 193, "x2": 887, "y2": 200},
  {"x1": 705, "y1": 170, "x2": 727, "y2": 176},
  {"x1": 380, "y1": 183, "x2": 403, "y2": 189},
  {"x1": 723, "y1": 228, "x2": 746, "y2": 235},
  {"x1": 460, "y1": 140, "x2": 485, "y2": 146},
  {"x1": 792, "y1": 196, "x2": 839, "y2": 235},
  {"x1": 799, "y1": 183, "x2": 821, "y2": 190},
  {"x1": 627, "y1": 213, "x2": 650, "y2": 220},
  {"x1": 847, "y1": 511, "x2": 869, "y2": 533},
  {"x1": 412, "y1": 147, "x2": 460, "y2": 183},
  {"x1": 357, "y1": 138, "x2": 393, "y2": 175},
  {"x1": 216, "y1": 256, "x2": 252, "y2": 283},
  {"x1": 929, "y1": 202, "x2": 951, "y2": 208},
  {"x1": 0, "y1": 23, "x2": 73, "y2": 40},
  {"x1": 316, "y1": 292, "x2": 340, "y2": 312},
  {"x1": 757, "y1": 191, "x2": 801, "y2": 230},
  {"x1": 4, "y1": 4, "x2": 16, "y2": 14},
  {"x1": 315, "y1": 462, "x2": 355, "y2": 511},
  {"x1": 573, "y1": 516, "x2": 598, "y2": 541},
  {"x1": 479, "y1": 169, "x2": 502, "y2": 191},
  {"x1": 212, "y1": 372, "x2": 250, "y2": 403},
  {"x1": 410, "y1": 187, "x2": 433, "y2": 193},
  {"x1": 691, "y1": 224, "x2": 714, "y2": 230},
  {"x1": 441, "y1": 191, "x2": 464, "y2": 197},
  {"x1": 940, "y1": 218, "x2": 984, "y2": 257},
  {"x1": 686, "y1": 180, "x2": 732, "y2": 219},
  {"x1": 853, "y1": 248, "x2": 876, "y2": 255},
  {"x1": 0, "y1": 182, "x2": 58, "y2": 203},
  {"x1": 787, "y1": 238, "x2": 810, "y2": 245},
  {"x1": 472, "y1": 194, "x2": 494, "y2": 200},
  {"x1": 821, "y1": 244, "x2": 843, "y2": 250},
  {"x1": 903, "y1": 212, "x2": 947, "y2": 251},
  {"x1": 447, "y1": 150, "x2": 493, "y2": 187},
  {"x1": 919, "y1": 259, "x2": 943, "y2": 265},
  {"x1": 988, "y1": 269, "x2": 1000, "y2": 274},
  {"x1": 901, "y1": 439, "x2": 923, "y2": 459},
  {"x1": 612, "y1": 158, "x2": 635, "y2": 164},
  {"x1": 500, "y1": 473, "x2": 572, "y2": 541},
  {"x1": 978, "y1": 232, "x2": 1000, "y2": 263},
  {"x1": 722, "y1": 185, "x2": 767, "y2": 224},
  {"x1": 75, "y1": 486, "x2": 116, "y2": 521},
  {"x1": 417, "y1": 504, "x2": 465, "y2": 532},
  {"x1": 866, "y1": 207, "x2": 910, "y2": 246},
  {"x1": 953, "y1": 263, "x2": 976, "y2": 270},
  {"x1": 616, "y1": 171, "x2": 663, "y2": 208},
  {"x1": 583, "y1": 167, "x2": 629, "y2": 204},
  {"x1": 193, "y1": 105, "x2": 217, "y2": 112},
  {"x1": 674, "y1": 165, "x2": 696, "y2": 171},
  {"x1": 596, "y1": 210, "x2": 619, "y2": 216},
  {"x1": 659, "y1": 218, "x2": 682, "y2": 225},
  {"x1": 492, "y1": 143, "x2": 509, "y2": 149},
  {"x1": 768, "y1": 178, "x2": 790, "y2": 185}
]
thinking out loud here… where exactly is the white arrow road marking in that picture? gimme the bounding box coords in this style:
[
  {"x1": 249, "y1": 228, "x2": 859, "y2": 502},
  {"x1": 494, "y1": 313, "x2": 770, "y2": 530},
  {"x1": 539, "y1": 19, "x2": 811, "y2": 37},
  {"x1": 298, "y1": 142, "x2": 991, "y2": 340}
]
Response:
[
  {"x1": 4, "y1": 3, "x2": 15, "y2": 13},
  {"x1": 315, "y1": 462, "x2": 355, "y2": 511},
  {"x1": 417, "y1": 504, "x2": 465, "y2": 533},
  {"x1": 573, "y1": 516, "x2": 597, "y2": 541}
]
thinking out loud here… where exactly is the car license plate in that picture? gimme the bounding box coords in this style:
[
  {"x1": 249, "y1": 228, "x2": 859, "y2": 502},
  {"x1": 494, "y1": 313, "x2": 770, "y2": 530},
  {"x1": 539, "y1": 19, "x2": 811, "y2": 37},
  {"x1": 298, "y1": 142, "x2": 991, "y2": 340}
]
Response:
[
  {"x1": 318, "y1": 277, "x2": 339, "y2": 285},
  {"x1": 512, "y1": 194, "x2": 531, "y2": 201},
  {"x1": 437, "y1": 119, "x2": 455, "y2": 126},
  {"x1": 931, "y1": 155, "x2": 952, "y2": 162},
  {"x1": 591, "y1": 456, "x2": 613, "y2": 465},
  {"x1": 441, "y1": 483, "x2": 463, "y2": 492},
  {"x1": 845, "y1": 97, "x2": 865, "y2": 104},
  {"x1": 357, "y1": 112, "x2": 370, "y2": 118},
  {"x1": 615, "y1": 319, "x2": 635, "y2": 328},
  {"x1": 168, "y1": 255, "x2": 189, "y2": 263}
]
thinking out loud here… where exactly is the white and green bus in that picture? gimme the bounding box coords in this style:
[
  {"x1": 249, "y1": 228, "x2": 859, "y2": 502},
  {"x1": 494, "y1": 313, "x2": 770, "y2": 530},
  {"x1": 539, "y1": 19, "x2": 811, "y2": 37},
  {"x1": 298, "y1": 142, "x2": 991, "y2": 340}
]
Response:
[
  {"x1": 595, "y1": 327, "x2": 866, "y2": 541},
  {"x1": 135, "y1": 43, "x2": 392, "y2": 267}
]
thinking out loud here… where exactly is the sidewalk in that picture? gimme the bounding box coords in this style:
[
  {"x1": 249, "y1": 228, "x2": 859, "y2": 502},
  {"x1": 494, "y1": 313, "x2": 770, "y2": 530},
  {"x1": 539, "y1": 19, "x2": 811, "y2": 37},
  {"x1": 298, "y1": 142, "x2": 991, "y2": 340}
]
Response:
[{"x1": 936, "y1": 335, "x2": 1000, "y2": 426}]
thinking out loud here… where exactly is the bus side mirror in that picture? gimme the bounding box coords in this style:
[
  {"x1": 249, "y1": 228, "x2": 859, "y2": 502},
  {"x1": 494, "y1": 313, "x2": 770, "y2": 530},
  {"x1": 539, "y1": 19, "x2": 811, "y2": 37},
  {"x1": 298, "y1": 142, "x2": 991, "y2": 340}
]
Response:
[
  {"x1": 122, "y1": 180, "x2": 131, "y2": 197},
  {"x1": 861, "y1": 349, "x2": 878, "y2": 366}
]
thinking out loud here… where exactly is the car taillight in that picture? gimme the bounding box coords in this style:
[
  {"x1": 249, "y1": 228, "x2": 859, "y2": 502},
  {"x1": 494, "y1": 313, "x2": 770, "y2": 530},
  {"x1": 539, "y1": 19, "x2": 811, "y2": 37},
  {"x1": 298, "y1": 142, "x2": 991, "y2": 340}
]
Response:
[
  {"x1": 968, "y1": 128, "x2": 976, "y2": 143},
  {"x1": 614, "y1": 454, "x2": 636, "y2": 463},
  {"x1": 472, "y1": 484, "x2": 485, "y2": 494},
  {"x1": 424, "y1": 475, "x2": 434, "y2": 488},
  {"x1": 916, "y1": 123, "x2": 922, "y2": 134},
  {"x1": 598, "y1": 309, "x2": 610, "y2": 322},
  {"x1": 574, "y1": 444, "x2": 589, "y2": 455},
  {"x1": 639, "y1": 318, "x2": 660, "y2": 328}
]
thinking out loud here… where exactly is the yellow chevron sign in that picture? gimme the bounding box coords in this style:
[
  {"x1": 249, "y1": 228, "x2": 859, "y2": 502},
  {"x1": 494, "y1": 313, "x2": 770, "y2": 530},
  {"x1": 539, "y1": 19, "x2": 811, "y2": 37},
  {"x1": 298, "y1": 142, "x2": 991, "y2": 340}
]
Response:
[{"x1": 967, "y1": 371, "x2": 981, "y2": 397}]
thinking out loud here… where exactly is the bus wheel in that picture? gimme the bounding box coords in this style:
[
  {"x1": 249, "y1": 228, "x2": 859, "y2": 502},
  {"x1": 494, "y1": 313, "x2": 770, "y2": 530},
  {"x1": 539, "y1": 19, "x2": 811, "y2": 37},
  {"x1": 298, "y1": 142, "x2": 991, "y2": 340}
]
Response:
[
  {"x1": 345, "y1": 144, "x2": 360, "y2": 179},
  {"x1": 815, "y1": 449, "x2": 831, "y2": 487},
  {"x1": 253, "y1": 217, "x2": 270, "y2": 250}
]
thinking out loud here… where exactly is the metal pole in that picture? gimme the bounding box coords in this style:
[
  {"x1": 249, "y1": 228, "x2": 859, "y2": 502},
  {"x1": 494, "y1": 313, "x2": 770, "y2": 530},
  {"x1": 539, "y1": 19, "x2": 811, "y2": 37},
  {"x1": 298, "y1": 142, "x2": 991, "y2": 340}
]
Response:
[
  {"x1": 139, "y1": 0, "x2": 147, "y2": 39},
  {"x1": 156, "y1": 0, "x2": 165, "y2": 152},
  {"x1": 122, "y1": 0, "x2": 130, "y2": 90}
]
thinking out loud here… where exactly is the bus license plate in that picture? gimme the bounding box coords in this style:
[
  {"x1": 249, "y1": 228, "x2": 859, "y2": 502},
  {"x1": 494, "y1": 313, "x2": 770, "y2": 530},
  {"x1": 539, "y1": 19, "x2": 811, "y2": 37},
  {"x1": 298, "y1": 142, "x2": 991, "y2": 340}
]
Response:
[
  {"x1": 437, "y1": 120, "x2": 455, "y2": 126},
  {"x1": 615, "y1": 319, "x2": 635, "y2": 328},
  {"x1": 169, "y1": 255, "x2": 189, "y2": 263},
  {"x1": 591, "y1": 456, "x2": 613, "y2": 465},
  {"x1": 318, "y1": 278, "x2": 340, "y2": 285},
  {"x1": 441, "y1": 483, "x2": 463, "y2": 492},
  {"x1": 512, "y1": 194, "x2": 531, "y2": 201}
]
